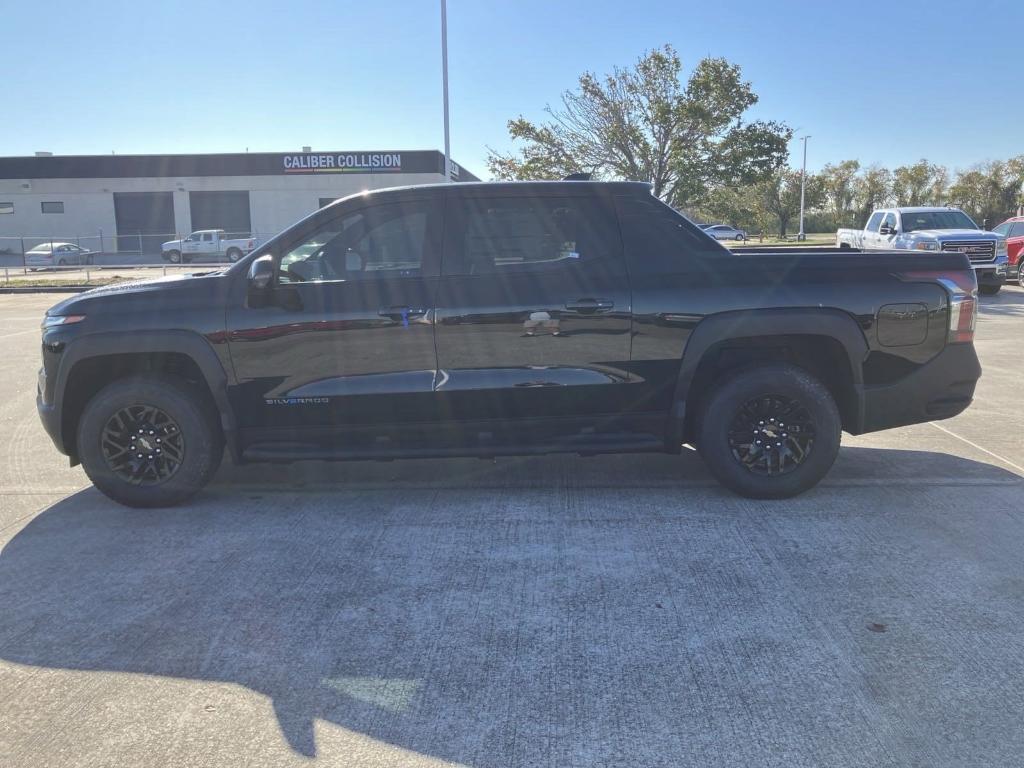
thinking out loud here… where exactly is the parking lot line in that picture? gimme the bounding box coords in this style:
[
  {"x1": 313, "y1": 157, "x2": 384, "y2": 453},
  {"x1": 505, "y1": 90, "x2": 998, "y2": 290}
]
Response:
[
  {"x1": 929, "y1": 421, "x2": 1024, "y2": 475},
  {"x1": 0, "y1": 329, "x2": 39, "y2": 340}
]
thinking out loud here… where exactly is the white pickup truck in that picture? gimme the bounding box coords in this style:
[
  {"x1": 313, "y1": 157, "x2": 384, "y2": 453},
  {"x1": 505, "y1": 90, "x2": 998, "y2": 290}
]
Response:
[
  {"x1": 836, "y1": 206, "x2": 1008, "y2": 294},
  {"x1": 161, "y1": 230, "x2": 261, "y2": 264}
]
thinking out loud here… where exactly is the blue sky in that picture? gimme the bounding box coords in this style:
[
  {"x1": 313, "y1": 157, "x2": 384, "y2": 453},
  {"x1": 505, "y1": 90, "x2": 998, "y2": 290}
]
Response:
[{"x1": 4, "y1": 0, "x2": 1021, "y2": 177}]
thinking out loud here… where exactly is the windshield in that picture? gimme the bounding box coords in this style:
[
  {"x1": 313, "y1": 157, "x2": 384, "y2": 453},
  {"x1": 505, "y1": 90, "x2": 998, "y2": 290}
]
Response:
[{"x1": 901, "y1": 210, "x2": 978, "y2": 232}]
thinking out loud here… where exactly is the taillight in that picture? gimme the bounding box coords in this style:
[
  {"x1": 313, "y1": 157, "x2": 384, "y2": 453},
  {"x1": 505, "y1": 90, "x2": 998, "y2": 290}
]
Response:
[{"x1": 897, "y1": 269, "x2": 977, "y2": 343}]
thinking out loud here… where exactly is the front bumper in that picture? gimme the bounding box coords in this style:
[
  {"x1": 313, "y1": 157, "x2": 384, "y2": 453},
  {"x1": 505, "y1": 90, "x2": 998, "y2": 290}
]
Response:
[
  {"x1": 974, "y1": 257, "x2": 1008, "y2": 288},
  {"x1": 36, "y1": 379, "x2": 64, "y2": 456},
  {"x1": 860, "y1": 342, "x2": 980, "y2": 433}
]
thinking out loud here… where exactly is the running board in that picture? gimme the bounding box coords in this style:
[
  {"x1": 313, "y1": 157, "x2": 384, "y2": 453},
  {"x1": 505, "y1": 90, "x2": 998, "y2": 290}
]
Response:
[{"x1": 241, "y1": 434, "x2": 664, "y2": 463}]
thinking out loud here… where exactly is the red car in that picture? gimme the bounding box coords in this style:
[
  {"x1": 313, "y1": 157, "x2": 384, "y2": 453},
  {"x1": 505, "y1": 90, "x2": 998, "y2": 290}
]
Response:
[{"x1": 993, "y1": 216, "x2": 1024, "y2": 287}]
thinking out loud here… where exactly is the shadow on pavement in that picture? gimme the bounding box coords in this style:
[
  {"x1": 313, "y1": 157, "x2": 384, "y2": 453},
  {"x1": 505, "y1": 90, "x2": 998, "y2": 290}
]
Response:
[
  {"x1": 0, "y1": 447, "x2": 1021, "y2": 765},
  {"x1": 979, "y1": 284, "x2": 1024, "y2": 318}
]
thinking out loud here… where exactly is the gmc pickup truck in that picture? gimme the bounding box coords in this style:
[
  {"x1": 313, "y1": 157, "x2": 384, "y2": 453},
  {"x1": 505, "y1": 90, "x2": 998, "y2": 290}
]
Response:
[
  {"x1": 37, "y1": 181, "x2": 981, "y2": 507},
  {"x1": 836, "y1": 206, "x2": 1008, "y2": 294},
  {"x1": 161, "y1": 230, "x2": 261, "y2": 264}
]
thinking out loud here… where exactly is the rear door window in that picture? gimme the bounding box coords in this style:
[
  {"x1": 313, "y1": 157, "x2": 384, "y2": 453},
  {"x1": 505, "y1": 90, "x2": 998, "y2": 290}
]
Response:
[{"x1": 444, "y1": 195, "x2": 623, "y2": 276}]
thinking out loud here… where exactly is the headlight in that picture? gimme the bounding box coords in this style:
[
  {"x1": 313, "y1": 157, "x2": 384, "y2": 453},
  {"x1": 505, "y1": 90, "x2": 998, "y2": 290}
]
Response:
[
  {"x1": 41, "y1": 314, "x2": 86, "y2": 330},
  {"x1": 996, "y1": 239, "x2": 1008, "y2": 257},
  {"x1": 913, "y1": 241, "x2": 940, "y2": 251}
]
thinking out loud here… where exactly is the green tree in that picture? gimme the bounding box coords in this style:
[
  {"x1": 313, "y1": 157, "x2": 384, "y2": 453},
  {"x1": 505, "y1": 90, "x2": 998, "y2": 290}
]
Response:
[
  {"x1": 892, "y1": 160, "x2": 947, "y2": 206},
  {"x1": 930, "y1": 166, "x2": 950, "y2": 205},
  {"x1": 854, "y1": 165, "x2": 892, "y2": 224},
  {"x1": 486, "y1": 45, "x2": 790, "y2": 208},
  {"x1": 948, "y1": 158, "x2": 1024, "y2": 228},
  {"x1": 757, "y1": 168, "x2": 823, "y2": 238},
  {"x1": 819, "y1": 160, "x2": 860, "y2": 229}
]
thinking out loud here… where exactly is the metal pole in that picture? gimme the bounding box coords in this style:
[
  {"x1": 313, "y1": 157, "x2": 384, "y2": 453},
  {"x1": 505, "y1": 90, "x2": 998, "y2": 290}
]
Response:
[
  {"x1": 440, "y1": 0, "x2": 451, "y2": 182},
  {"x1": 798, "y1": 135, "x2": 811, "y2": 242}
]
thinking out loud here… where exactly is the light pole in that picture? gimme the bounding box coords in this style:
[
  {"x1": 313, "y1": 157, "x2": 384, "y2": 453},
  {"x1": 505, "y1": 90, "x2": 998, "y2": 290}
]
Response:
[
  {"x1": 798, "y1": 135, "x2": 811, "y2": 241},
  {"x1": 440, "y1": 0, "x2": 451, "y2": 182}
]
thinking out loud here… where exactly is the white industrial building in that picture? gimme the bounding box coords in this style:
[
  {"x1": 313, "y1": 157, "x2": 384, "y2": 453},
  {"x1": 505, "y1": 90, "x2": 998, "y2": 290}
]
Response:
[{"x1": 0, "y1": 150, "x2": 477, "y2": 254}]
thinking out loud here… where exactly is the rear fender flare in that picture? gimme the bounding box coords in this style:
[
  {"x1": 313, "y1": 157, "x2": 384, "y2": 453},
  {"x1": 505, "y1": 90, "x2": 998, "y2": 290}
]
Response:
[{"x1": 667, "y1": 308, "x2": 869, "y2": 446}]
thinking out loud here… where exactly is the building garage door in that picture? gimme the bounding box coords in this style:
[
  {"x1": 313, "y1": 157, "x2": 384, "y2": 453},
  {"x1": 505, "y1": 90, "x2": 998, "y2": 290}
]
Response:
[
  {"x1": 189, "y1": 191, "x2": 251, "y2": 237},
  {"x1": 113, "y1": 192, "x2": 175, "y2": 254}
]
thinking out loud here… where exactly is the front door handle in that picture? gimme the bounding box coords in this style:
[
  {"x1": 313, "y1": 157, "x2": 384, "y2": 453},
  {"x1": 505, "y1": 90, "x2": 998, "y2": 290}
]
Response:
[{"x1": 565, "y1": 298, "x2": 614, "y2": 314}]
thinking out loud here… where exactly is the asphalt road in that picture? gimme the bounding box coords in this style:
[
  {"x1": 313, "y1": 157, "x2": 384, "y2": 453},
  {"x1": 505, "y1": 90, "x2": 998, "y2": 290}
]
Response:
[{"x1": 1, "y1": 289, "x2": 1023, "y2": 767}]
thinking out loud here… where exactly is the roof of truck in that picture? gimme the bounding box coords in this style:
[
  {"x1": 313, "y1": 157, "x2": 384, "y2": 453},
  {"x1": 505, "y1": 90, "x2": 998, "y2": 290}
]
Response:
[
  {"x1": 887, "y1": 206, "x2": 965, "y2": 213},
  {"x1": 318, "y1": 180, "x2": 656, "y2": 210}
]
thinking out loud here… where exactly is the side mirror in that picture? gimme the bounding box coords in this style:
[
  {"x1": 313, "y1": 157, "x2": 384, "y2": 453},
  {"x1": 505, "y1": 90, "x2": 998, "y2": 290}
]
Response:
[
  {"x1": 879, "y1": 224, "x2": 893, "y2": 235},
  {"x1": 248, "y1": 255, "x2": 274, "y2": 291}
]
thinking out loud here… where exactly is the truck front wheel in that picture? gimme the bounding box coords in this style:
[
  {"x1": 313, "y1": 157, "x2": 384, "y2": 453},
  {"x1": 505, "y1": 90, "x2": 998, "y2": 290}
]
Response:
[
  {"x1": 165, "y1": 250, "x2": 181, "y2": 264},
  {"x1": 76, "y1": 374, "x2": 223, "y2": 508},
  {"x1": 696, "y1": 363, "x2": 841, "y2": 499}
]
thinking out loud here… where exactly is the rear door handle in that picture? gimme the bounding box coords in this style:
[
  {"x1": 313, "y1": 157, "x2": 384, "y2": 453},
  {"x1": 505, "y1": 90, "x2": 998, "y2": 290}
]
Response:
[
  {"x1": 378, "y1": 305, "x2": 428, "y2": 323},
  {"x1": 565, "y1": 298, "x2": 614, "y2": 314}
]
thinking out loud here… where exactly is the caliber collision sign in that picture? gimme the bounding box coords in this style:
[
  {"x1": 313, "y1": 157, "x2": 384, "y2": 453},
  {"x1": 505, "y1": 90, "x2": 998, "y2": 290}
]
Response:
[{"x1": 282, "y1": 153, "x2": 403, "y2": 174}]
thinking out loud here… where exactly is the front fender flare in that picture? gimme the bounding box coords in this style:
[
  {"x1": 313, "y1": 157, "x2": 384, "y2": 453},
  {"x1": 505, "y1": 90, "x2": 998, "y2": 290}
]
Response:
[{"x1": 53, "y1": 330, "x2": 236, "y2": 455}]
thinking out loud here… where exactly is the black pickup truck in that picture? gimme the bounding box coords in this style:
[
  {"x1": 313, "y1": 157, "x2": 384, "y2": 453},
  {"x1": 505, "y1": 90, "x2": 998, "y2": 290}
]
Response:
[{"x1": 37, "y1": 181, "x2": 982, "y2": 507}]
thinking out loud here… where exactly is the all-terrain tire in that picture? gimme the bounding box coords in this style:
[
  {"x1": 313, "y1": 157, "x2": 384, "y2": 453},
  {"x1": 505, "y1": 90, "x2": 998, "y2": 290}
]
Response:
[
  {"x1": 697, "y1": 363, "x2": 841, "y2": 499},
  {"x1": 77, "y1": 374, "x2": 223, "y2": 508}
]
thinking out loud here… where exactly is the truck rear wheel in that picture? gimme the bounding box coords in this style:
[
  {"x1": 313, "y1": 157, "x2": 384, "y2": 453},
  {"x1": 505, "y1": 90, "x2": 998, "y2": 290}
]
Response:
[
  {"x1": 77, "y1": 374, "x2": 223, "y2": 508},
  {"x1": 697, "y1": 363, "x2": 841, "y2": 499},
  {"x1": 226, "y1": 247, "x2": 242, "y2": 262}
]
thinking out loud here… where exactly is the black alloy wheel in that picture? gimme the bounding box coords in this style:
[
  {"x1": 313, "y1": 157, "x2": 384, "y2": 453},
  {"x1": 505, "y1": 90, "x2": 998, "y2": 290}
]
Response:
[
  {"x1": 727, "y1": 394, "x2": 815, "y2": 476},
  {"x1": 100, "y1": 404, "x2": 185, "y2": 485},
  {"x1": 696, "y1": 362, "x2": 841, "y2": 499},
  {"x1": 78, "y1": 375, "x2": 223, "y2": 507}
]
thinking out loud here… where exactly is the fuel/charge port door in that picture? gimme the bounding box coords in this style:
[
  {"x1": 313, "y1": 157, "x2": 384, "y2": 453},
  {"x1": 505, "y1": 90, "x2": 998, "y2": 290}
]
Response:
[{"x1": 877, "y1": 303, "x2": 929, "y2": 347}]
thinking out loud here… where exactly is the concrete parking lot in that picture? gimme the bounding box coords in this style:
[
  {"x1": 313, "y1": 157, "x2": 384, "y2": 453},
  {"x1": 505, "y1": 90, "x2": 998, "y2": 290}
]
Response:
[{"x1": 1, "y1": 289, "x2": 1023, "y2": 767}]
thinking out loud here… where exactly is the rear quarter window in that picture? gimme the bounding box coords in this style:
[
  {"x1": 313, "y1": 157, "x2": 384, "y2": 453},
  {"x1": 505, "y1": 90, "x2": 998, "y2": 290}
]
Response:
[{"x1": 615, "y1": 196, "x2": 726, "y2": 275}]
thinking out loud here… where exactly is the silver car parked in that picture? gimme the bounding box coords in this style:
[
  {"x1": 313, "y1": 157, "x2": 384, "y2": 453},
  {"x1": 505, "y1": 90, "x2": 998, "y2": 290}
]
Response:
[
  {"x1": 701, "y1": 224, "x2": 748, "y2": 241},
  {"x1": 25, "y1": 242, "x2": 94, "y2": 269}
]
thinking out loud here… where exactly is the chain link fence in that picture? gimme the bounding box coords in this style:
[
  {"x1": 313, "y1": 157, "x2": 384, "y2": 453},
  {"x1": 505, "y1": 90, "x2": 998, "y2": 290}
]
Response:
[{"x1": 0, "y1": 230, "x2": 274, "y2": 285}]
